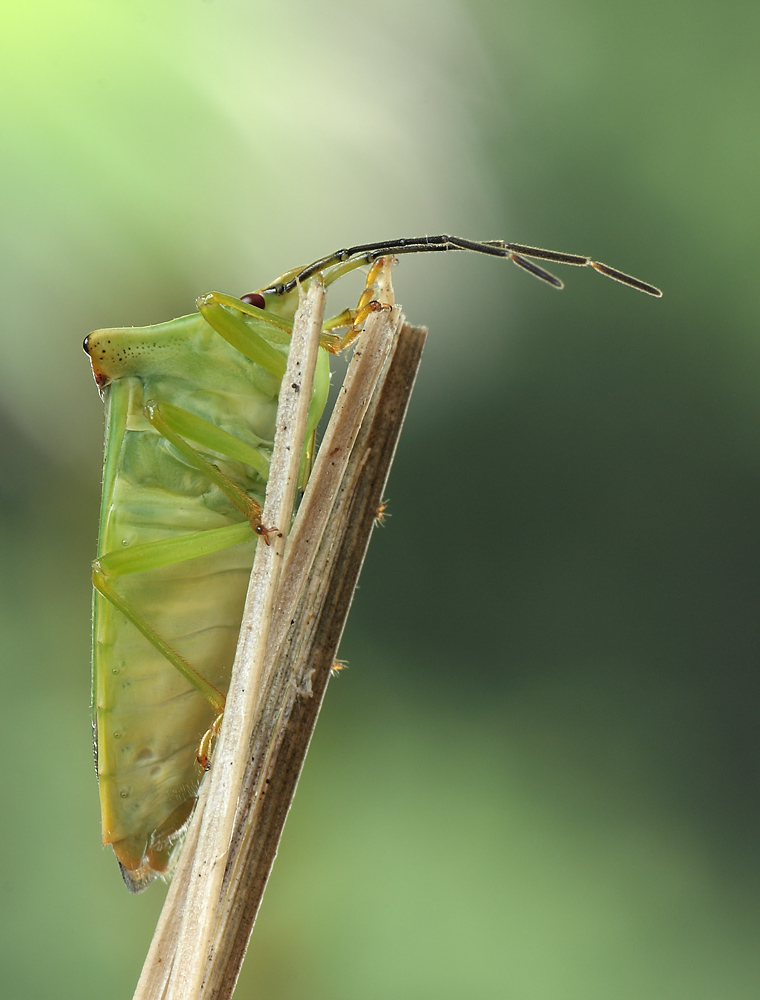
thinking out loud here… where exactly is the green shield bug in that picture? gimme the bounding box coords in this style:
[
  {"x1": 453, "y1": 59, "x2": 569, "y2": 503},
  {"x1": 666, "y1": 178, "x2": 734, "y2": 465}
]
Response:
[{"x1": 85, "y1": 235, "x2": 660, "y2": 891}]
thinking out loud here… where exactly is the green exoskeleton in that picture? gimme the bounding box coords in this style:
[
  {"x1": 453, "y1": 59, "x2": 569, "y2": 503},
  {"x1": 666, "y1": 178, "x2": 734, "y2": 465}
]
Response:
[{"x1": 85, "y1": 235, "x2": 661, "y2": 892}]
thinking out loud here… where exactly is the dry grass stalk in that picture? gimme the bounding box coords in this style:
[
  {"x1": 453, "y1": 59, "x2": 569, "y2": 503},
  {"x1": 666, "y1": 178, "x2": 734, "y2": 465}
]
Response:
[
  {"x1": 205, "y1": 317, "x2": 427, "y2": 999},
  {"x1": 132, "y1": 268, "x2": 427, "y2": 1000}
]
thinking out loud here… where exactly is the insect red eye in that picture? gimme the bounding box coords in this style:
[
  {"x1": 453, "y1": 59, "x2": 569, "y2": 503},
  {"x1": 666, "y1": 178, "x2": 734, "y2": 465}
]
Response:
[{"x1": 240, "y1": 292, "x2": 266, "y2": 309}]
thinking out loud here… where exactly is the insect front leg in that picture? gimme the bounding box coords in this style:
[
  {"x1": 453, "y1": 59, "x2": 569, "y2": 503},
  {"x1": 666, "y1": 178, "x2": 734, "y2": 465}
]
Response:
[
  {"x1": 197, "y1": 291, "x2": 293, "y2": 376},
  {"x1": 318, "y1": 256, "x2": 395, "y2": 354},
  {"x1": 199, "y1": 287, "x2": 348, "y2": 361}
]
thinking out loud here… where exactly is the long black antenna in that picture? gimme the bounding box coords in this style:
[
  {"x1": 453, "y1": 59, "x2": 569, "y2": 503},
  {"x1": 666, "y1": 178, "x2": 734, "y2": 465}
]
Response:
[{"x1": 262, "y1": 235, "x2": 662, "y2": 298}]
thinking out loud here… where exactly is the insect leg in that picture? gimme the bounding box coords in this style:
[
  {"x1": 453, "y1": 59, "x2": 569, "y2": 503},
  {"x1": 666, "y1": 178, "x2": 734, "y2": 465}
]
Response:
[
  {"x1": 331, "y1": 256, "x2": 395, "y2": 352},
  {"x1": 143, "y1": 401, "x2": 264, "y2": 526},
  {"x1": 148, "y1": 400, "x2": 272, "y2": 476},
  {"x1": 187, "y1": 296, "x2": 332, "y2": 485},
  {"x1": 309, "y1": 257, "x2": 395, "y2": 354},
  {"x1": 93, "y1": 521, "x2": 254, "y2": 713},
  {"x1": 197, "y1": 292, "x2": 291, "y2": 377},
  {"x1": 321, "y1": 308, "x2": 355, "y2": 332},
  {"x1": 94, "y1": 522, "x2": 257, "y2": 771},
  {"x1": 197, "y1": 713, "x2": 224, "y2": 771},
  {"x1": 200, "y1": 288, "x2": 346, "y2": 359}
]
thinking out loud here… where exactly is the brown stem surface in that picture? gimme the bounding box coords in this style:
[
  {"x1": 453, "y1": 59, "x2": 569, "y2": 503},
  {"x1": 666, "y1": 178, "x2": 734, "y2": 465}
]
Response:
[{"x1": 132, "y1": 275, "x2": 426, "y2": 1000}]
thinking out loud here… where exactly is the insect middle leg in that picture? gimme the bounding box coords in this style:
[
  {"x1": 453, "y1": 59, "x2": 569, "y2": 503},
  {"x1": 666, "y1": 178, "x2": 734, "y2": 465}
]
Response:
[{"x1": 142, "y1": 400, "x2": 266, "y2": 527}]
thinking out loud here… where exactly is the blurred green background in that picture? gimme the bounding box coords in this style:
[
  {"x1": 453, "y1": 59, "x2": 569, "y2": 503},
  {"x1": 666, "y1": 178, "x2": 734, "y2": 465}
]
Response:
[{"x1": 2, "y1": 0, "x2": 759, "y2": 996}]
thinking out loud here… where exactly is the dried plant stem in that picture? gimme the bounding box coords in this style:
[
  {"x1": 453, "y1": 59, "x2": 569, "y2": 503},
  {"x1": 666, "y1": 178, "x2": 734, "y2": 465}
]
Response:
[
  {"x1": 132, "y1": 271, "x2": 427, "y2": 1000},
  {"x1": 162, "y1": 279, "x2": 325, "y2": 1000},
  {"x1": 133, "y1": 278, "x2": 326, "y2": 1000},
  {"x1": 205, "y1": 316, "x2": 426, "y2": 999}
]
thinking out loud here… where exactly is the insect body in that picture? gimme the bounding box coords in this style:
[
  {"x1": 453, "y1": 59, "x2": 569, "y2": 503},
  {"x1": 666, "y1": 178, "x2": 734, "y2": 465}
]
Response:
[{"x1": 86, "y1": 236, "x2": 660, "y2": 891}]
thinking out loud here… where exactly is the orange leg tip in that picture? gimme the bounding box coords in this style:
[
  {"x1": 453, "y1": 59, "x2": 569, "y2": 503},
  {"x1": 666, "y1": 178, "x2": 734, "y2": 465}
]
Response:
[
  {"x1": 197, "y1": 714, "x2": 224, "y2": 769},
  {"x1": 254, "y1": 522, "x2": 280, "y2": 545},
  {"x1": 366, "y1": 255, "x2": 395, "y2": 282}
]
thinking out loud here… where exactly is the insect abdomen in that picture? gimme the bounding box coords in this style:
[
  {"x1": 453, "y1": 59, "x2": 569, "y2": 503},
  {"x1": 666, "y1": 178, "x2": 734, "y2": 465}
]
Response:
[{"x1": 93, "y1": 345, "x2": 276, "y2": 877}]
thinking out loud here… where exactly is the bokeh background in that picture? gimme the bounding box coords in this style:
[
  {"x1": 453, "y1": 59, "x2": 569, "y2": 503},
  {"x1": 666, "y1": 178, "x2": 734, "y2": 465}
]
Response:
[{"x1": 2, "y1": 0, "x2": 759, "y2": 996}]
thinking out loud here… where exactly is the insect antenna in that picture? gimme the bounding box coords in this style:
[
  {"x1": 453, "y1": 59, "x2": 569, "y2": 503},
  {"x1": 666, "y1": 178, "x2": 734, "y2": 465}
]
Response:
[
  {"x1": 588, "y1": 261, "x2": 663, "y2": 296},
  {"x1": 506, "y1": 253, "x2": 564, "y2": 288},
  {"x1": 264, "y1": 235, "x2": 661, "y2": 298},
  {"x1": 496, "y1": 242, "x2": 663, "y2": 296}
]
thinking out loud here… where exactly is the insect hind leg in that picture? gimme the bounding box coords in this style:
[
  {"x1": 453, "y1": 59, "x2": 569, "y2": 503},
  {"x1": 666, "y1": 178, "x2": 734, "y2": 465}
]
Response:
[
  {"x1": 93, "y1": 521, "x2": 257, "y2": 770},
  {"x1": 93, "y1": 563, "x2": 226, "y2": 715},
  {"x1": 93, "y1": 520, "x2": 255, "y2": 713}
]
